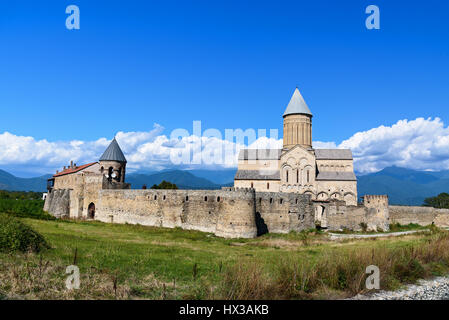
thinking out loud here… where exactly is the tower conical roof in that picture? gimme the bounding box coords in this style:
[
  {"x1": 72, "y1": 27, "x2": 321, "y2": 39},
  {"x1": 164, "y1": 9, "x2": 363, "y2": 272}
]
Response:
[
  {"x1": 99, "y1": 138, "x2": 127, "y2": 163},
  {"x1": 283, "y1": 88, "x2": 312, "y2": 117}
]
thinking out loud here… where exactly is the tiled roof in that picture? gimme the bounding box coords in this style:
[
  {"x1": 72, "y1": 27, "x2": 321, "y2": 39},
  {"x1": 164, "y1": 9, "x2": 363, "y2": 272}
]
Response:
[
  {"x1": 316, "y1": 171, "x2": 357, "y2": 181},
  {"x1": 234, "y1": 170, "x2": 280, "y2": 180},
  {"x1": 238, "y1": 149, "x2": 282, "y2": 160},
  {"x1": 99, "y1": 138, "x2": 127, "y2": 163},
  {"x1": 53, "y1": 162, "x2": 97, "y2": 177},
  {"x1": 315, "y1": 149, "x2": 353, "y2": 160}
]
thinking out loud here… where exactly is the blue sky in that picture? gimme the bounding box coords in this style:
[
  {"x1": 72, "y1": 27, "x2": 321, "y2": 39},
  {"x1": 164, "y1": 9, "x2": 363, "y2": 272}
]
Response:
[{"x1": 0, "y1": 1, "x2": 449, "y2": 176}]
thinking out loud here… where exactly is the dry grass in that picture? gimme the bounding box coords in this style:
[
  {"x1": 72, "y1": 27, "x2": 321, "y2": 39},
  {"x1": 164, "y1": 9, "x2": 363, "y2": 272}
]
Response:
[
  {"x1": 2, "y1": 219, "x2": 449, "y2": 300},
  {"x1": 214, "y1": 229, "x2": 449, "y2": 300}
]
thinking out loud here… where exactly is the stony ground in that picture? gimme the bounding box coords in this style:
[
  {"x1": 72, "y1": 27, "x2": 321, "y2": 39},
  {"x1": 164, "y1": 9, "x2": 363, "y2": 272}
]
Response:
[{"x1": 350, "y1": 276, "x2": 449, "y2": 300}]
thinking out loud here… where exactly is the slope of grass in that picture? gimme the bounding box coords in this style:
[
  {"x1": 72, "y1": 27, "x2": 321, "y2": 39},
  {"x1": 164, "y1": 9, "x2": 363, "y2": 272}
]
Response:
[{"x1": 1, "y1": 217, "x2": 448, "y2": 300}]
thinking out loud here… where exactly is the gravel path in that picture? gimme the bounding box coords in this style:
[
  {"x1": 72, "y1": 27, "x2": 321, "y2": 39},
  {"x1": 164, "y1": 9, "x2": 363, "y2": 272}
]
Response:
[
  {"x1": 328, "y1": 230, "x2": 425, "y2": 240},
  {"x1": 349, "y1": 276, "x2": 449, "y2": 300}
]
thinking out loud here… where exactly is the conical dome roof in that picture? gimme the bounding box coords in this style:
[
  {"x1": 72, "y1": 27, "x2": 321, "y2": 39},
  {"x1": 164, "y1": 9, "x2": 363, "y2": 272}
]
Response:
[
  {"x1": 283, "y1": 88, "x2": 312, "y2": 117},
  {"x1": 99, "y1": 138, "x2": 127, "y2": 163}
]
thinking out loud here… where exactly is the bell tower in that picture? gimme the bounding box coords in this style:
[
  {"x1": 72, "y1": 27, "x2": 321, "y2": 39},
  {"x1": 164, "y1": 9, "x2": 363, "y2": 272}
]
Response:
[
  {"x1": 99, "y1": 137, "x2": 127, "y2": 183},
  {"x1": 283, "y1": 88, "x2": 313, "y2": 149}
]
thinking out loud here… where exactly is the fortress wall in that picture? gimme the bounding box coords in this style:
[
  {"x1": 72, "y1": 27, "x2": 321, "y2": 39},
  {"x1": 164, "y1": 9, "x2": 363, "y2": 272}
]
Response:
[
  {"x1": 44, "y1": 189, "x2": 71, "y2": 218},
  {"x1": 323, "y1": 195, "x2": 389, "y2": 232},
  {"x1": 95, "y1": 189, "x2": 258, "y2": 238},
  {"x1": 254, "y1": 192, "x2": 314, "y2": 233},
  {"x1": 389, "y1": 205, "x2": 449, "y2": 227}
]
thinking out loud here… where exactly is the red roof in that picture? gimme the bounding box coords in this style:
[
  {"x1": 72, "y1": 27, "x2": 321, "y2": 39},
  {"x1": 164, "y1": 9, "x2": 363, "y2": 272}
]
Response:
[{"x1": 53, "y1": 162, "x2": 98, "y2": 177}]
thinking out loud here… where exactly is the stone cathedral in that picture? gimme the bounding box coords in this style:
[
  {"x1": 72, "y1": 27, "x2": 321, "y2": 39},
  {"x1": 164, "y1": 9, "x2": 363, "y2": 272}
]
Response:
[{"x1": 234, "y1": 88, "x2": 358, "y2": 206}]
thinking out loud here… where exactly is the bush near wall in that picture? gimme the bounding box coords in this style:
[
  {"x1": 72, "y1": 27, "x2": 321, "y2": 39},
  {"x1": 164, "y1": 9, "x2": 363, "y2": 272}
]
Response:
[{"x1": 0, "y1": 215, "x2": 49, "y2": 253}]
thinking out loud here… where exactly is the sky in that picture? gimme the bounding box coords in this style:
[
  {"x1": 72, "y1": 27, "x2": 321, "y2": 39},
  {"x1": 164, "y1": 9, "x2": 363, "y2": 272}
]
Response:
[{"x1": 0, "y1": 0, "x2": 448, "y2": 177}]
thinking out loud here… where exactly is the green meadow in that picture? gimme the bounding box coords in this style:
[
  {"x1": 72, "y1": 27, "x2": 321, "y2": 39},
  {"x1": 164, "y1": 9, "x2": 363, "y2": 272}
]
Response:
[{"x1": 1, "y1": 216, "x2": 449, "y2": 300}]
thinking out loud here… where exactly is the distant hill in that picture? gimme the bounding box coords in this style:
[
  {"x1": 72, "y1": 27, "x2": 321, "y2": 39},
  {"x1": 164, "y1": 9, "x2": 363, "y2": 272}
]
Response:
[
  {"x1": 186, "y1": 169, "x2": 236, "y2": 185},
  {"x1": 0, "y1": 169, "x2": 50, "y2": 192},
  {"x1": 357, "y1": 166, "x2": 449, "y2": 205},
  {"x1": 126, "y1": 170, "x2": 225, "y2": 190}
]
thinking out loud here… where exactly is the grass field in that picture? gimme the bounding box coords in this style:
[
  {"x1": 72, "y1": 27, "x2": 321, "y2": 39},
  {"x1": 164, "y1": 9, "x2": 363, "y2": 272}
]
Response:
[{"x1": 1, "y1": 217, "x2": 449, "y2": 300}]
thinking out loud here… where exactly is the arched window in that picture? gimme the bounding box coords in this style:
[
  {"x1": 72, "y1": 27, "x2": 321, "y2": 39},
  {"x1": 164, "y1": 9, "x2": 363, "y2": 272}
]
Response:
[{"x1": 117, "y1": 167, "x2": 122, "y2": 181}]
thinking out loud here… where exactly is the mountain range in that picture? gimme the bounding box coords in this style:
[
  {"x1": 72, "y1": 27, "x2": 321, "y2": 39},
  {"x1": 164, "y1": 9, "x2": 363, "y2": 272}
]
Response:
[{"x1": 1, "y1": 166, "x2": 449, "y2": 205}]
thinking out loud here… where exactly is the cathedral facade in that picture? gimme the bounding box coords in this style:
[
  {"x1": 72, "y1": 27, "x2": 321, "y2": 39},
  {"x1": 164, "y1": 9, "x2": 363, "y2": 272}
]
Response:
[{"x1": 234, "y1": 88, "x2": 358, "y2": 206}]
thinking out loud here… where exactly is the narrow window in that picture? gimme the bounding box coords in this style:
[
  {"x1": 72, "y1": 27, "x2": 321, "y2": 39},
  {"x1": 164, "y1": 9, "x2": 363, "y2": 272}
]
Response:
[
  {"x1": 286, "y1": 171, "x2": 289, "y2": 183},
  {"x1": 204, "y1": 196, "x2": 208, "y2": 201},
  {"x1": 280, "y1": 198, "x2": 283, "y2": 204},
  {"x1": 267, "y1": 182, "x2": 270, "y2": 190},
  {"x1": 163, "y1": 195, "x2": 166, "y2": 200},
  {"x1": 217, "y1": 196, "x2": 220, "y2": 202},
  {"x1": 251, "y1": 182, "x2": 253, "y2": 188},
  {"x1": 296, "y1": 170, "x2": 299, "y2": 183},
  {"x1": 154, "y1": 195, "x2": 157, "y2": 200},
  {"x1": 186, "y1": 196, "x2": 189, "y2": 201},
  {"x1": 259, "y1": 198, "x2": 262, "y2": 204},
  {"x1": 270, "y1": 198, "x2": 273, "y2": 204},
  {"x1": 307, "y1": 171, "x2": 310, "y2": 183}
]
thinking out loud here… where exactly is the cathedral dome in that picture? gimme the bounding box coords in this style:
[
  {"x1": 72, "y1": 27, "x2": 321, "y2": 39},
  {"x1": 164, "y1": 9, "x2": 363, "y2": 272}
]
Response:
[{"x1": 283, "y1": 87, "x2": 312, "y2": 117}]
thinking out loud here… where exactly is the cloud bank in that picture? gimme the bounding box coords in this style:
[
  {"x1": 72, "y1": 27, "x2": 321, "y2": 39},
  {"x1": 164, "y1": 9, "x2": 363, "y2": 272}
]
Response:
[{"x1": 1, "y1": 117, "x2": 449, "y2": 176}]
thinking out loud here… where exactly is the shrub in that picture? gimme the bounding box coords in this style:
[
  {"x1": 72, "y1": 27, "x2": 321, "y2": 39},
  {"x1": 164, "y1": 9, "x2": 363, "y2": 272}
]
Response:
[
  {"x1": 359, "y1": 222, "x2": 368, "y2": 232},
  {"x1": 0, "y1": 198, "x2": 55, "y2": 220},
  {"x1": 0, "y1": 214, "x2": 49, "y2": 253}
]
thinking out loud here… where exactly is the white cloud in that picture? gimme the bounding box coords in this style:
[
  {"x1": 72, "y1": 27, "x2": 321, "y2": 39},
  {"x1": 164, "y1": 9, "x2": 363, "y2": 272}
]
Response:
[
  {"x1": 2, "y1": 117, "x2": 449, "y2": 176},
  {"x1": 339, "y1": 117, "x2": 449, "y2": 173},
  {"x1": 312, "y1": 141, "x2": 338, "y2": 149}
]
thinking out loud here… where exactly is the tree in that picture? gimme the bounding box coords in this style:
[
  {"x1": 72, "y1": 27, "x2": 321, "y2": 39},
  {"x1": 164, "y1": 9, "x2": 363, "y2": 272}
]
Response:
[
  {"x1": 150, "y1": 180, "x2": 178, "y2": 190},
  {"x1": 423, "y1": 193, "x2": 449, "y2": 208}
]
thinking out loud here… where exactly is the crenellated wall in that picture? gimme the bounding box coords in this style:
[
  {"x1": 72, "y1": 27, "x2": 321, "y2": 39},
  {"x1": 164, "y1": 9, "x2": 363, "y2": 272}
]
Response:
[
  {"x1": 95, "y1": 188, "x2": 258, "y2": 238},
  {"x1": 389, "y1": 205, "x2": 449, "y2": 228},
  {"x1": 315, "y1": 195, "x2": 390, "y2": 232},
  {"x1": 254, "y1": 192, "x2": 314, "y2": 234},
  {"x1": 44, "y1": 174, "x2": 390, "y2": 237}
]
